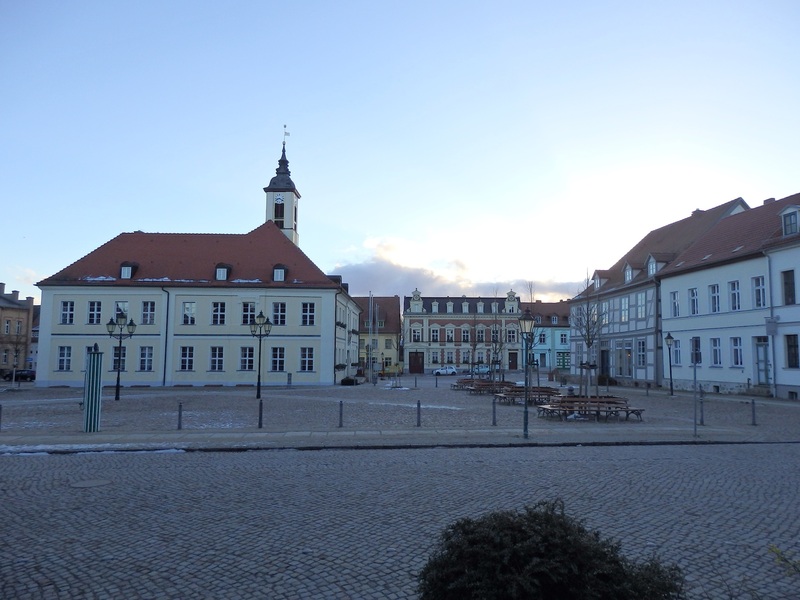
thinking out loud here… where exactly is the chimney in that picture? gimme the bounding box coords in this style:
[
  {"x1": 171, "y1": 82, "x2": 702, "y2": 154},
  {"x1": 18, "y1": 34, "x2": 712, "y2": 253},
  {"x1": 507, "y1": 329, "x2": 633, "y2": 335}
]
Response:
[
  {"x1": 763, "y1": 198, "x2": 776, "y2": 205},
  {"x1": 0, "y1": 282, "x2": 4, "y2": 295},
  {"x1": 12, "y1": 290, "x2": 19, "y2": 300}
]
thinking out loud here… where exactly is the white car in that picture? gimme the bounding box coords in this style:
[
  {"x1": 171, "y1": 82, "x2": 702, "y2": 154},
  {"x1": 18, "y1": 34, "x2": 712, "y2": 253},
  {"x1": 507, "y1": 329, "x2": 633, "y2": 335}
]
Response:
[{"x1": 432, "y1": 366, "x2": 458, "y2": 376}]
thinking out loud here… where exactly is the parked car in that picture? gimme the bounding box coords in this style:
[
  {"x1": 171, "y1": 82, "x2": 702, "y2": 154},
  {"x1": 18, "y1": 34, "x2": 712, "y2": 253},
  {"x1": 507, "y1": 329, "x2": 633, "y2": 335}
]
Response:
[
  {"x1": 432, "y1": 365, "x2": 458, "y2": 376},
  {"x1": 3, "y1": 369, "x2": 36, "y2": 382},
  {"x1": 470, "y1": 365, "x2": 490, "y2": 375}
]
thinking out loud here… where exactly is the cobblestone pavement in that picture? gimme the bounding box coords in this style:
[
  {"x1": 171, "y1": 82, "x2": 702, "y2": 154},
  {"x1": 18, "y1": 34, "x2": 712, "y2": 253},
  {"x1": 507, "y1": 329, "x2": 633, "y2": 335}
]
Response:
[
  {"x1": 1, "y1": 377, "x2": 799, "y2": 598},
  {"x1": 2, "y1": 443, "x2": 799, "y2": 599}
]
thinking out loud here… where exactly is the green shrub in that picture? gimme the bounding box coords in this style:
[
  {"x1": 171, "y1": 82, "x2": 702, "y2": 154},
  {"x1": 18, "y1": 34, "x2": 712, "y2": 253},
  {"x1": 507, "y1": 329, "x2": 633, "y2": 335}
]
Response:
[{"x1": 417, "y1": 500, "x2": 685, "y2": 600}]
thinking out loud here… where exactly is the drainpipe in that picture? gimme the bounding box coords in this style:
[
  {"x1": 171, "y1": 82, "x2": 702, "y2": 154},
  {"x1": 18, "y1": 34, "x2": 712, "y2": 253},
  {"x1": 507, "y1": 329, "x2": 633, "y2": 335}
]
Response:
[
  {"x1": 161, "y1": 287, "x2": 170, "y2": 386},
  {"x1": 765, "y1": 254, "x2": 778, "y2": 398}
]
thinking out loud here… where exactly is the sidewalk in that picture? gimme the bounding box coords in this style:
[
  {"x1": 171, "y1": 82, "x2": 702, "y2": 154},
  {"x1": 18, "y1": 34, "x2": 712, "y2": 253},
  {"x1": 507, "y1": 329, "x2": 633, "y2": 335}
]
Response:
[{"x1": 1, "y1": 377, "x2": 798, "y2": 454}]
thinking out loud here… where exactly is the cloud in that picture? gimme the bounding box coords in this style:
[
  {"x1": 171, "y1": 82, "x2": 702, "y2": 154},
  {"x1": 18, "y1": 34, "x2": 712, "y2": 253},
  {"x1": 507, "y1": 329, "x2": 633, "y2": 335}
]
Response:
[{"x1": 329, "y1": 256, "x2": 582, "y2": 302}]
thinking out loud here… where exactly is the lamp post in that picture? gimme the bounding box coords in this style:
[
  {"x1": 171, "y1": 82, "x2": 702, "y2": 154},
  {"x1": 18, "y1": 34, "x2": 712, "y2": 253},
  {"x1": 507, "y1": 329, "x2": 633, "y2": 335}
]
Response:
[
  {"x1": 106, "y1": 313, "x2": 136, "y2": 401},
  {"x1": 665, "y1": 332, "x2": 674, "y2": 396},
  {"x1": 518, "y1": 308, "x2": 535, "y2": 440},
  {"x1": 250, "y1": 311, "x2": 273, "y2": 427}
]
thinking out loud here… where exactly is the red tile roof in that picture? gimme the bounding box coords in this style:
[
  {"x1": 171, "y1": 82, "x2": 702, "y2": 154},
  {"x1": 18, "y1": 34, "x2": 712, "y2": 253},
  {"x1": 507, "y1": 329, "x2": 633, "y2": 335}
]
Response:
[
  {"x1": 354, "y1": 296, "x2": 402, "y2": 333},
  {"x1": 664, "y1": 192, "x2": 800, "y2": 276},
  {"x1": 37, "y1": 221, "x2": 341, "y2": 290}
]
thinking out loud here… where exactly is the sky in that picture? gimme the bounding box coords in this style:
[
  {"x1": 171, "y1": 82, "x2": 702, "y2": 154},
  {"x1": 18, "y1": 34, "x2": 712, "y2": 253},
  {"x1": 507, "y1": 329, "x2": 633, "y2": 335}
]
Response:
[{"x1": 3, "y1": 1, "x2": 799, "y2": 305}]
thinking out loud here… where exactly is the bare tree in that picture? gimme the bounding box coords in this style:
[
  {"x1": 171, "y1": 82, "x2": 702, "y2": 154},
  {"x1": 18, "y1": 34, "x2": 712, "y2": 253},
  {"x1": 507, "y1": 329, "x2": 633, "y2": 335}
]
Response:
[{"x1": 571, "y1": 275, "x2": 604, "y2": 396}]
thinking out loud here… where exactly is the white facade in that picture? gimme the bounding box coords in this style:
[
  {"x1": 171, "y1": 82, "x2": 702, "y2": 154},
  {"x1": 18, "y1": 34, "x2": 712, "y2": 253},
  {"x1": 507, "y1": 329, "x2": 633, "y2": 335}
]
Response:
[
  {"x1": 37, "y1": 285, "x2": 359, "y2": 388},
  {"x1": 660, "y1": 257, "x2": 773, "y2": 395}
]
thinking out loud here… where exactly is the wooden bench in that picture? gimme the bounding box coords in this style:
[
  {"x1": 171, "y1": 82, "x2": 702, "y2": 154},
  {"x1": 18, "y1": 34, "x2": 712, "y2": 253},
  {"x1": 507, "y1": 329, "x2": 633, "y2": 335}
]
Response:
[{"x1": 492, "y1": 388, "x2": 527, "y2": 405}]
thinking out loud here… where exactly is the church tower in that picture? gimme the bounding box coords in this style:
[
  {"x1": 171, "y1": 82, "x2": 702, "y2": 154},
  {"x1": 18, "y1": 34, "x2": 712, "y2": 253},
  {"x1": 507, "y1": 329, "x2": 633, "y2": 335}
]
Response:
[{"x1": 264, "y1": 142, "x2": 300, "y2": 246}]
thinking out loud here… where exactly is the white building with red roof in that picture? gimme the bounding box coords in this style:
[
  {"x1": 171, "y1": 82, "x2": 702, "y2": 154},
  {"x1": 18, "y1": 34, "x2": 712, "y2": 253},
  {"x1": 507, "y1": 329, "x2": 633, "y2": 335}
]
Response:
[
  {"x1": 36, "y1": 147, "x2": 361, "y2": 388},
  {"x1": 660, "y1": 193, "x2": 800, "y2": 398}
]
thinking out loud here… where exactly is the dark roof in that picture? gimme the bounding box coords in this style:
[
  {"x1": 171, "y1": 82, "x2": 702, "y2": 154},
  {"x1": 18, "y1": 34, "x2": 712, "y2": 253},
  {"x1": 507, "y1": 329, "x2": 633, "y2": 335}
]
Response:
[
  {"x1": 663, "y1": 192, "x2": 800, "y2": 276},
  {"x1": 263, "y1": 143, "x2": 300, "y2": 196},
  {"x1": 353, "y1": 296, "x2": 402, "y2": 333},
  {"x1": 581, "y1": 197, "x2": 749, "y2": 297},
  {"x1": 37, "y1": 221, "x2": 339, "y2": 290}
]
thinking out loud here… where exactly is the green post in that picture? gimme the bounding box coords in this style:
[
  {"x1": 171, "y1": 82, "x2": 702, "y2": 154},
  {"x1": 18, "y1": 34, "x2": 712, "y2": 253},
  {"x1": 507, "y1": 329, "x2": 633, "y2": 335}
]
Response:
[{"x1": 83, "y1": 343, "x2": 103, "y2": 433}]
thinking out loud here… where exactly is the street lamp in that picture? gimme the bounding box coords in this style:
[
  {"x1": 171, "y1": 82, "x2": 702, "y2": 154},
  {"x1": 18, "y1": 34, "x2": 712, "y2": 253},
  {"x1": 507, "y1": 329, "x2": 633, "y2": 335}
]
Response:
[
  {"x1": 106, "y1": 312, "x2": 136, "y2": 401},
  {"x1": 250, "y1": 311, "x2": 272, "y2": 428},
  {"x1": 518, "y1": 308, "x2": 535, "y2": 440},
  {"x1": 664, "y1": 332, "x2": 674, "y2": 396}
]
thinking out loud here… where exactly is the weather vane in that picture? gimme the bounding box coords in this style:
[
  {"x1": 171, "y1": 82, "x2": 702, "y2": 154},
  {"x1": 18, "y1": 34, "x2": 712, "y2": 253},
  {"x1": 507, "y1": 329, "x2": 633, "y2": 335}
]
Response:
[{"x1": 283, "y1": 124, "x2": 290, "y2": 144}]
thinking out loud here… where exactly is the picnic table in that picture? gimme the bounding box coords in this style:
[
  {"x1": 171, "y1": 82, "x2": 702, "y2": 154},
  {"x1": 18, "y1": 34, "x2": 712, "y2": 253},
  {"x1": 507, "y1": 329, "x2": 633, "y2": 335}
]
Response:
[{"x1": 537, "y1": 397, "x2": 644, "y2": 421}]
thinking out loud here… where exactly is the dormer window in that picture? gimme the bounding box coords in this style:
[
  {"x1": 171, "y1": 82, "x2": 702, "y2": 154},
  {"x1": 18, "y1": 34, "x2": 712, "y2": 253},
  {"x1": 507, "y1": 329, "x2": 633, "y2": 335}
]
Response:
[
  {"x1": 273, "y1": 265, "x2": 286, "y2": 282},
  {"x1": 783, "y1": 210, "x2": 798, "y2": 236},
  {"x1": 120, "y1": 262, "x2": 138, "y2": 279},
  {"x1": 551, "y1": 315, "x2": 558, "y2": 324},
  {"x1": 215, "y1": 263, "x2": 232, "y2": 281},
  {"x1": 648, "y1": 260, "x2": 656, "y2": 276},
  {"x1": 593, "y1": 277, "x2": 600, "y2": 288},
  {"x1": 624, "y1": 266, "x2": 633, "y2": 283}
]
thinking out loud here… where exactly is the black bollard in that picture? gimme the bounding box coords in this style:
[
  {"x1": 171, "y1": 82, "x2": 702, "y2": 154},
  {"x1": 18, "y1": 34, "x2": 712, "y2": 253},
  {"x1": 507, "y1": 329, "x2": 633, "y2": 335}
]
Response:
[
  {"x1": 751, "y1": 399, "x2": 757, "y2": 426},
  {"x1": 416, "y1": 400, "x2": 421, "y2": 427},
  {"x1": 178, "y1": 402, "x2": 183, "y2": 430},
  {"x1": 258, "y1": 398, "x2": 263, "y2": 429},
  {"x1": 339, "y1": 400, "x2": 343, "y2": 428},
  {"x1": 492, "y1": 396, "x2": 496, "y2": 426}
]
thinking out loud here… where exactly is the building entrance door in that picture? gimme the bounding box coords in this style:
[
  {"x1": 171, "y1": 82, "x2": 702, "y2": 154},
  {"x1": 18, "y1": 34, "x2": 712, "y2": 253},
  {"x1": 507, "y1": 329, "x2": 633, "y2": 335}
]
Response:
[
  {"x1": 509, "y1": 351, "x2": 518, "y2": 370},
  {"x1": 755, "y1": 337, "x2": 770, "y2": 385},
  {"x1": 408, "y1": 351, "x2": 425, "y2": 374}
]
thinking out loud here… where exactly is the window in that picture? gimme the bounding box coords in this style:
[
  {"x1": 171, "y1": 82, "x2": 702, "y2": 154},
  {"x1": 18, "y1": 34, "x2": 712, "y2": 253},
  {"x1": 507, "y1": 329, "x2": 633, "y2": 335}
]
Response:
[
  {"x1": 240, "y1": 347, "x2": 254, "y2": 371},
  {"x1": 621, "y1": 297, "x2": 629, "y2": 323},
  {"x1": 445, "y1": 329, "x2": 454, "y2": 342},
  {"x1": 300, "y1": 347, "x2": 314, "y2": 371},
  {"x1": 180, "y1": 346, "x2": 194, "y2": 371},
  {"x1": 88, "y1": 301, "x2": 102, "y2": 325},
  {"x1": 182, "y1": 302, "x2": 196, "y2": 325},
  {"x1": 551, "y1": 316, "x2": 558, "y2": 324},
  {"x1": 507, "y1": 329, "x2": 517, "y2": 343},
  {"x1": 624, "y1": 266, "x2": 633, "y2": 282},
  {"x1": 121, "y1": 266, "x2": 133, "y2": 279},
  {"x1": 476, "y1": 329, "x2": 485, "y2": 343},
  {"x1": 210, "y1": 347, "x2": 224, "y2": 371},
  {"x1": 241, "y1": 302, "x2": 255, "y2": 325},
  {"x1": 273, "y1": 302, "x2": 286, "y2": 326},
  {"x1": 476, "y1": 351, "x2": 485, "y2": 364},
  {"x1": 709, "y1": 284, "x2": 720, "y2": 313},
  {"x1": 371, "y1": 338, "x2": 378, "y2": 350},
  {"x1": 731, "y1": 337, "x2": 743, "y2": 367},
  {"x1": 783, "y1": 211, "x2": 798, "y2": 236},
  {"x1": 787, "y1": 335, "x2": 799, "y2": 369},
  {"x1": 272, "y1": 347, "x2": 285, "y2": 371},
  {"x1": 491, "y1": 328, "x2": 499, "y2": 343},
  {"x1": 215, "y1": 267, "x2": 228, "y2": 281},
  {"x1": 752, "y1": 276, "x2": 766, "y2": 309},
  {"x1": 689, "y1": 288, "x2": 699, "y2": 315},
  {"x1": 301, "y1": 303, "x2": 315, "y2": 326},
  {"x1": 3, "y1": 319, "x2": 9, "y2": 334},
  {"x1": 461, "y1": 328, "x2": 470, "y2": 343},
  {"x1": 411, "y1": 329, "x2": 421, "y2": 343},
  {"x1": 637, "y1": 340, "x2": 646, "y2": 367},
  {"x1": 57, "y1": 346, "x2": 72, "y2": 371},
  {"x1": 538, "y1": 333, "x2": 546, "y2": 345},
  {"x1": 430, "y1": 328, "x2": 440, "y2": 342},
  {"x1": 446, "y1": 351, "x2": 454, "y2": 364},
  {"x1": 729, "y1": 281, "x2": 740, "y2": 311},
  {"x1": 60, "y1": 301, "x2": 74, "y2": 325},
  {"x1": 15, "y1": 320, "x2": 21, "y2": 335},
  {"x1": 212, "y1": 302, "x2": 226, "y2": 325},
  {"x1": 273, "y1": 266, "x2": 286, "y2": 282},
  {"x1": 672, "y1": 339, "x2": 682, "y2": 366},
  {"x1": 534, "y1": 315, "x2": 542, "y2": 324},
  {"x1": 670, "y1": 292, "x2": 679, "y2": 317},
  {"x1": 601, "y1": 301, "x2": 609, "y2": 325},
  {"x1": 139, "y1": 346, "x2": 154, "y2": 372},
  {"x1": 431, "y1": 351, "x2": 439, "y2": 364},
  {"x1": 636, "y1": 292, "x2": 646, "y2": 319},
  {"x1": 141, "y1": 301, "x2": 156, "y2": 325},
  {"x1": 782, "y1": 270, "x2": 796, "y2": 305},
  {"x1": 560, "y1": 332, "x2": 568, "y2": 345},
  {"x1": 113, "y1": 346, "x2": 127, "y2": 372},
  {"x1": 384, "y1": 338, "x2": 393, "y2": 350},
  {"x1": 711, "y1": 338, "x2": 722, "y2": 366},
  {"x1": 431, "y1": 302, "x2": 439, "y2": 313},
  {"x1": 115, "y1": 301, "x2": 129, "y2": 320},
  {"x1": 648, "y1": 260, "x2": 656, "y2": 276}
]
